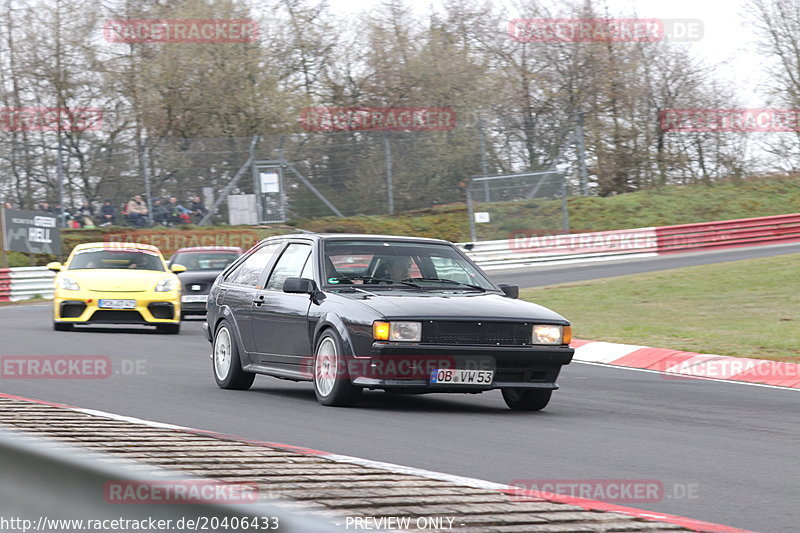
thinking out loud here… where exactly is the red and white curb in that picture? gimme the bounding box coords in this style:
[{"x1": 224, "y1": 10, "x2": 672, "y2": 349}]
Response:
[
  {"x1": 572, "y1": 339, "x2": 800, "y2": 389},
  {"x1": 1, "y1": 392, "x2": 749, "y2": 533}
]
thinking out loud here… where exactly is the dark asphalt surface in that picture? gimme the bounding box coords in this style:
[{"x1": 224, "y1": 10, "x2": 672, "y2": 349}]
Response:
[{"x1": 2, "y1": 246, "x2": 799, "y2": 532}]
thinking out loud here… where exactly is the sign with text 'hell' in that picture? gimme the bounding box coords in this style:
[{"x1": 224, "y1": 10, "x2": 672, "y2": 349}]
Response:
[{"x1": 2, "y1": 208, "x2": 61, "y2": 254}]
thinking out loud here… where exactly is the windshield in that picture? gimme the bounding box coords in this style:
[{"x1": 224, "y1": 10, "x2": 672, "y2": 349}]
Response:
[
  {"x1": 171, "y1": 252, "x2": 239, "y2": 271},
  {"x1": 323, "y1": 240, "x2": 495, "y2": 290},
  {"x1": 68, "y1": 248, "x2": 165, "y2": 271}
]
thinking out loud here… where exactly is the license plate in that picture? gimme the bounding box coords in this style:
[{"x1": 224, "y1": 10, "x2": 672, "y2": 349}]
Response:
[
  {"x1": 98, "y1": 299, "x2": 136, "y2": 309},
  {"x1": 430, "y1": 369, "x2": 493, "y2": 385},
  {"x1": 181, "y1": 295, "x2": 208, "y2": 303}
]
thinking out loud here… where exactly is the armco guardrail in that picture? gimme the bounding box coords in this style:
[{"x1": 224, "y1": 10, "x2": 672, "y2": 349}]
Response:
[
  {"x1": 463, "y1": 227, "x2": 659, "y2": 270},
  {"x1": 8, "y1": 266, "x2": 54, "y2": 301},
  {"x1": 656, "y1": 213, "x2": 800, "y2": 253},
  {"x1": 461, "y1": 213, "x2": 800, "y2": 270},
  {"x1": 0, "y1": 268, "x2": 10, "y2": 302},
  {"x1": 0, "y1": 427, "x2": 342, "y2": 531}
]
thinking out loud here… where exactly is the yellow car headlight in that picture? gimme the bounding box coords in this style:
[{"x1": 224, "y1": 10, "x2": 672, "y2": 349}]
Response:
[
  {"x1": 532, "y1": 324, "x2": 565, "y2": 345},
  {"x1": 154, "y1": 277, "x2": 178, "y2": 292},
  {"x1": 59, "y1": 276, "x2": 80, "y2": 291},
  {"x1": 373, "y1": 321, "x2": 422, "y2": 342}
]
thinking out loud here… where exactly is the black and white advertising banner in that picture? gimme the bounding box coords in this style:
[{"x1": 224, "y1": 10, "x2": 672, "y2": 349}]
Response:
[{"x1": 1, "y1": 208, "x2": 61, "y2": 255}]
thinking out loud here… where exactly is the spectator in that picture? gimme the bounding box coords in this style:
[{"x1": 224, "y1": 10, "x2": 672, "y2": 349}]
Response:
[
  {"x1": 152, "y1": 198, "x2": 169, "y2": 226},
  {"x1": 2, "y1": 201, "x2": 12, "y2": 209},
  {"x1": 76, "y1": 200, "x2": 95, "y2": 228},
  {"x1": 188, "y1": 195, "x2": 208, "y2": 224},
  {"x1": 126, "y1": 195, "x2": 149, "y2": 227},
  {"x1": 166, "y1": 196, "x2": 191, "y2": 225},
  {"x1": 99, "y1": 199, "x2": 116, "y2": 226},
  {"x1": 37, "y1": 201, "x2": 54, "y2": 213}
]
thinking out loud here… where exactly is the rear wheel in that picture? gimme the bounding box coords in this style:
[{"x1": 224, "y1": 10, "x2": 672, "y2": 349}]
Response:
[
  {"x1": 213, "y1": 322, "x2": 255, "y2": 390},
  {"x1": 156, "y1": 323, "x2": 180, "y2": 334},
  {"x1": 313, "y1": 330, "x2": 362, "y2": 407},
  {"x1": 502, "y1": 388, "x2": 552, "y2": 411},
  {"x1": 53, "y1": 322, "x2": 72, "y2": 332}
]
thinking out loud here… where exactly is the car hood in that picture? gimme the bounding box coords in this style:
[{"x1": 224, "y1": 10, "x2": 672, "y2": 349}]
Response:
[
  {"x1": 334, "y1": 290, "x2": 569, "y2": 324},
  {"x1": 64, "y1": 269, "x2": 174, "y2": 292}
]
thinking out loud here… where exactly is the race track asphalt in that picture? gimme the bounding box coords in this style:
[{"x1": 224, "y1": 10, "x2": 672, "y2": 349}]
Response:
[{"x1": 2, "y1": 245, "x2": 798, "y2": 532}]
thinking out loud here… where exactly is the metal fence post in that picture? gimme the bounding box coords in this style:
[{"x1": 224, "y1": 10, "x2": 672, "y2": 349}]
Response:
[
  {"x1": 466, "y1": 185, "x2": 477, "y2": 242},
  {"x1": 561, "y1": 174, "x2": 570, "y2": 233},
  {"x1": 141, "y1": 139, "x2": 153, "y2": 226},
  {"x1": 576, "y1": 112, "x2": 589, "y2": 196},
  {"x1": 384, "y1": 132, "x2": 394, "y2": 215}
]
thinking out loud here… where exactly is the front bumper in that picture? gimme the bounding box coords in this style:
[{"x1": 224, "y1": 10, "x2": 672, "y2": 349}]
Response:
[
  {"x1": 348, "y1": 342, "x2": 573, "y2": 391},
  {"x1": 53, "y1": 291, "x2": 181, "y2": 325}
]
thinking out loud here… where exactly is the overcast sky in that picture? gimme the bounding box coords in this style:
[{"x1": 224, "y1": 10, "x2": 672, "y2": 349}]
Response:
[{"x1": 326, "y1": 0, "x2": 770, "y2": 106}]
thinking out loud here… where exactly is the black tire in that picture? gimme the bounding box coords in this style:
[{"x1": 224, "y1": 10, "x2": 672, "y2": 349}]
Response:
[
  {"x1": 502, "y1": 388, "x2": 552, "y2": 411},
  {"x1": 313, "y1": 329, "x2": 362, "y2": 407},
  {"x1": 53, "y1": 322, "x2": 73, "y2": 331},
  {"x1": 213, "y1": 321, "x2": 255, "y2": 390},
  {"x1": 156, "y1": 323, "x2": 180, "y2": 334}
]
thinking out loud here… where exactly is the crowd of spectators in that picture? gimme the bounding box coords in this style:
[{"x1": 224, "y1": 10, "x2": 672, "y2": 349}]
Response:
[{"x1": 2, "y1": 195, "x2": 209, "y2": 228}]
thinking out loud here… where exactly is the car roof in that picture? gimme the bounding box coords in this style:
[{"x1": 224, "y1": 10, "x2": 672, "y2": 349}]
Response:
[
  {"x1": 260, "y1": 233, "x2": 452, "y2": 245},
  {"x1": 173, "y1": 246, "x2": 243, "y2": 254}
]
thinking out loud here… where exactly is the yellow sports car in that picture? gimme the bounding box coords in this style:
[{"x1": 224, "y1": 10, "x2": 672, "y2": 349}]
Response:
[{"x1": 47, "y1": 242, "x2": 186, "y2": 334}]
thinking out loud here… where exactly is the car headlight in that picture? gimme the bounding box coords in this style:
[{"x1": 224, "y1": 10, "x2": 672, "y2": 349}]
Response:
[
  {"x1": 59, "y1": 276, "x2": 80, "y2": 291},
  {"x1": 154, "y1": 277, "x2": 178, "y2": 292},
  {"x1": 373, "y1": 321, "x2": 422, "y2": 342},
  {"x1": 532, "y1": 324, "x2": 569, "y2": 345}
]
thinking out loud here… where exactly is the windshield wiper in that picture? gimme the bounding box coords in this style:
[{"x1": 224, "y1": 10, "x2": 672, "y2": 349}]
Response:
[
  {"x1": 401, "y1": 278, "x2": 487, "y2": 291},
  {"x1": 329, "y1": 276, "x2": 420, "y2": 288}
]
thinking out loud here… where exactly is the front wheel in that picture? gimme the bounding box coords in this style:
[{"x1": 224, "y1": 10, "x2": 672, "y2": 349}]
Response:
[
  {"x1": 313, "y1": 330, "x2": 362, "y2": 407},
  {"x1": 213, "y1": 322, "x2": 255, "y2": 390},
  {"x1": 502, "y1": 388, "x2": 552, "y2": 411}
]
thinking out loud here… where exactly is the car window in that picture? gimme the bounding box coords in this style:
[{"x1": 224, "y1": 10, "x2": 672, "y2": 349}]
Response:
[
  {"x1": 429, "y1": 256, "x2": 473, "y2": 285},
  {"x1": 300, "y1": 252, "x2": 314, "y2": 280},
  {"x1": 323, "y1": 240, "x2": 494, "y2": 289},
  {"x1": 68, "y1": 248, "x2": 165, "y2": 272},
  {"x1": 225, "y1": 243, "x2": 281, "y2": 287},
  {"x1": 171, "y1": 252, "x2": 239, "y2": 271},
  {"x1": 266, "y1": 243, "x2": 312, "y2": 290}
]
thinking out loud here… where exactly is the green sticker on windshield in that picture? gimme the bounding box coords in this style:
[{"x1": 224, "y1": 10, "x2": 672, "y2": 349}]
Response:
[{"x1": 328, "y1": 277, "x2": 339, "y2": 284}]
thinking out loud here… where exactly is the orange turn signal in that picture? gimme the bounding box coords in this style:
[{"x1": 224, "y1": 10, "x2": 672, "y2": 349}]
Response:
[
  {"x1": 563, "y1": 325, "x2": 572, "y2": 345},
  {"x1": 373, "y1": 321, "x2": 390, "y2": 341}
]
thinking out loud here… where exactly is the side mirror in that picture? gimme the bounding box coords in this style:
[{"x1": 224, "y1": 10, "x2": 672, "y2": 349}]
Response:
[
  {"x1": 283, "y1": 277, "x2": 317, "y2": 295},
  {"x1": 498, "y1": 284, "x2": 519, "y2": 299},
  {"x1": 46, "y1": 262, "x2": 62, "y2": 272},
  {"x1": 170, "y1": 264, "x2": 187, "y2": 273}
]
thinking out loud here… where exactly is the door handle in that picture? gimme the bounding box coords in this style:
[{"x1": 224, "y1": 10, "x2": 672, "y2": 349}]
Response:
[{"x1": 253, "y1": 294, "x2": 266, "y2": 306}]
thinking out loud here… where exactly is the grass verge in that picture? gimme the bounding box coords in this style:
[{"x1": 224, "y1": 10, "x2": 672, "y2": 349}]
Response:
[{"x1": 520, "y1": 253, "x2": 800, "y2": 361}]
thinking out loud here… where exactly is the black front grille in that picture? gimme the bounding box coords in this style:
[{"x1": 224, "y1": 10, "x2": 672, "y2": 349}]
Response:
[
  {"x1": 422, "y1": 321, "x2": 532, "y2": 346},
  {"x1": 89, "y1": 310, "x2": 144, "y2": 323},
  {"x1": 148, "y1": 303, "x2": 175, "y2": 320},
  {"x1": 60, "y1": 301, "x2": 86, "y2": 318}
]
